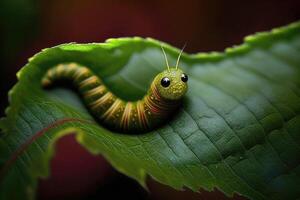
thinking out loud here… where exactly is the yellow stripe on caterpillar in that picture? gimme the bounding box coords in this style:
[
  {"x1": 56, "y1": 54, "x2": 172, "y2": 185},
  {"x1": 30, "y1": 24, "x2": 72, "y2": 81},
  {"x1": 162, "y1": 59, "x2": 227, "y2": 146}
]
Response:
[
  {"x1": 79, "y1": 76, "x2": 99, "y2": 89},
  {"x1": 73, "y1": 67, "x2": 90, "y2": 81},
  {"x1": 89, "y1": 92, "x2": 113, "y2": 110},
  {"x1": 101, "y1": 99, "x2": 123, "y2": 120},
  {"x1": 56, "y1": 64, "x2": 65, "y2": 76},
  {"x1": 83, "y1": 85, "x2": 106, "y2": 98}
]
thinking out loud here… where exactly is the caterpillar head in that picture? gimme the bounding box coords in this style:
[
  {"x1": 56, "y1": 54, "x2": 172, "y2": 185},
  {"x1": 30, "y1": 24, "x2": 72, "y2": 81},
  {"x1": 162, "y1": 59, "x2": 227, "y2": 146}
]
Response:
[
  {"x1": 154, "y1": 68, "x2": 188, "y2": 100},
  {"x1": 153, "y1": 45, "x2": 188, "y2": 100}
]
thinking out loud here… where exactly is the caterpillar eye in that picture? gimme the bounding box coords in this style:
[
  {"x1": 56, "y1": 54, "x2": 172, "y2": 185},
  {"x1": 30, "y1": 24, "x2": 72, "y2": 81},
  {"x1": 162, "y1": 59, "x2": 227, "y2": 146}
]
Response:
[
  {"x1": 161, "y1": 77, "x2": 170, "y2": 87},
  {"x1": 181, "y1": 73, "x2": 188, "y2": 82}
]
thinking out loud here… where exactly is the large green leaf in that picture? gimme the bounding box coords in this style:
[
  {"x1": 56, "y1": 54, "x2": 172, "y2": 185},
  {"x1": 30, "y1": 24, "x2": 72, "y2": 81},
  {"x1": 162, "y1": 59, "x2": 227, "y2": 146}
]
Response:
[{"x1": 1, "y1": 22, "x2": 300, "y2": 200}]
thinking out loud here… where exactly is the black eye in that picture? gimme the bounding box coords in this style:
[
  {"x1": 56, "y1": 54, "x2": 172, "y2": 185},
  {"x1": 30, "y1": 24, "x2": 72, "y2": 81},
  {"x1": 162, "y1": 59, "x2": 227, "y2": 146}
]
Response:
[
  {"x1": 161, "y1": 77, "x2": 170, "y2": 87},
  {"x1": 181, "y1": 73, "x2": 188, "y2": 82}
]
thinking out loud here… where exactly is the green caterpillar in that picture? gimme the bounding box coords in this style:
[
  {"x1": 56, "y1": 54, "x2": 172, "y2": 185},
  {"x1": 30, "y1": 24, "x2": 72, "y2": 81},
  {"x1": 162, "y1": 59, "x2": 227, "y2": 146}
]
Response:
[{"x1": 42, "y1": 46, "x2": 188, "y2": 132}]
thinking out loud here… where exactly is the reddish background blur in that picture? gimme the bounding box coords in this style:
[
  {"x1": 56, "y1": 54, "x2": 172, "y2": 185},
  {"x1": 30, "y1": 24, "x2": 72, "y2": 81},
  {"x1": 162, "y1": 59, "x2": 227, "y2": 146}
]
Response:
[{"x1": 1, "y1": 0, "x2": 300, "y2": 199}]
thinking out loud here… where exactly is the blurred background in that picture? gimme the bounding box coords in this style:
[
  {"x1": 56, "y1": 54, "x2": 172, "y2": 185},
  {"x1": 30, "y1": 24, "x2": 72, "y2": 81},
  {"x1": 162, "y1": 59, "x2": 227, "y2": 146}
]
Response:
[{"x1": 0, "y1": 0, "x2": 299, "y2": 199}]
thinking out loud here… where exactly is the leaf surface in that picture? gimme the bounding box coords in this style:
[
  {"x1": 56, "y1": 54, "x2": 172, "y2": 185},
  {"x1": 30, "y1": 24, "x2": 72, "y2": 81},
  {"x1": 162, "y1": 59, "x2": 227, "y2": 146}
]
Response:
[{"x1": 1, "y1": 22, "x2": 300, "y2": 200}]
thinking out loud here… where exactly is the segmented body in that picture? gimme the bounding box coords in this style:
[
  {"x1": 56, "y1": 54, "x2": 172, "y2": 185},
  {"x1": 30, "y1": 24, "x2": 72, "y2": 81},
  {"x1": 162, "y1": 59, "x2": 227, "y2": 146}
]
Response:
[{"x1": 42, "y1": 63, "x2": 181, "y2": 132}]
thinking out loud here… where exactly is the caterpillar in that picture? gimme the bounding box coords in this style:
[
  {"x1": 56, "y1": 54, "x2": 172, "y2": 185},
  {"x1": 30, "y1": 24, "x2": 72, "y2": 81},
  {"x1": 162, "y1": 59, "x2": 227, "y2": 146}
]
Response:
[{"x1": 42, "y1": 46, "x2": 188, "y2": 132}]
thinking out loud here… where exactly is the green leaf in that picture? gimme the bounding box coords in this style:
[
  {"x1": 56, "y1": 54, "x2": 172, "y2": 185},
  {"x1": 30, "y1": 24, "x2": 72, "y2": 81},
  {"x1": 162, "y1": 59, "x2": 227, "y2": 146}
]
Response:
[{"x1": 1, "y1": 22, "x2": 300, "y2": 200}]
